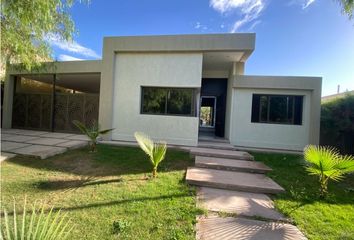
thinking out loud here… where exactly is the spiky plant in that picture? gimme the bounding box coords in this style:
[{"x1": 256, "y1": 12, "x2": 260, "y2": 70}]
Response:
[
  {"x1": 304, "y1": 145, "x2": 354, "y2": 197},
  {"x1": 134, "y1": 132, "x2": 167, "y2": 178},
  {"x1": 0, "y1": 198, "x2": 72, "y2": 240},
  {"x1": 73, "y1": 120, "x2": 114, "y2": 152}
]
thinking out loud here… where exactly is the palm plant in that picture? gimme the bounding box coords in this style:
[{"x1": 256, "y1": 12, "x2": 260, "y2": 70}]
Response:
[
  {"x1": 134, "y1": 132, "x2": 167, "y2": 178},
  {"x1": 72, "y1": 120, "x2": 113, "y2": 152},
  {"x1": 304, "y1": 145, "x2": 354, "y2": 197},
  {"x1": 1, "y1": 199, "x2": 72, "y2": 240}
]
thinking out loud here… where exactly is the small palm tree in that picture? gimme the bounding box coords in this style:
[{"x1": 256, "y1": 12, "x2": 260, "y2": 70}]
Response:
[
  {"x1": 1, "y1": 198, "x2": 72, "y2": 240},
  {"x1": 73, "y1": 120, "x2": 114, "y2": 152},
  {"x1": 134, "y1": 132, "x2": 167, "y2": 178},
  {"x1": 304, "y1": 145, "x2": 354, "y2": 197}
]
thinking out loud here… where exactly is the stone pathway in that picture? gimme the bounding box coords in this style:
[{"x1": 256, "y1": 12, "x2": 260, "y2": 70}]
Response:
[
  {"x1": 1, "y1": 129, "x2": 89, "y2": 159},
  {"x1": 186, "y1": 140, "x2": 307, "y2": 240}
]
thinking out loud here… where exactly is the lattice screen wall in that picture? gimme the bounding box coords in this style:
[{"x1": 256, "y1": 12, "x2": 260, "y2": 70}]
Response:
[{"x1": 12, "y1": 93, "x2": 99, "y2": 133}]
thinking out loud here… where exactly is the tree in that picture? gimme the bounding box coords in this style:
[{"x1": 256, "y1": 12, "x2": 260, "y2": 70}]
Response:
[
  {"x1": 335, "y1": 0, "x2": 354, "y2": 19},
  {"x1": 0, "y1": 0, "x2": 87, "y2": 71}
]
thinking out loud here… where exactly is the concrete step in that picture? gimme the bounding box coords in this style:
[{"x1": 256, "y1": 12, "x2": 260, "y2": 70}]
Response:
[
  {"x1": 197, "y1": 187, "x2": 286, "y2": 221},
  {"x1": 186, "y1": 167, "x2": 285, "y2": 194},
  {"x1": 198, "y1": 137, "x2": 230, "y2": 143},
  {"x1": 195, "y1": 156, "x2": 271, "y2": 173},
  {"x1": 190, "y1": 148, "x2": 254, "y2": 161},
  {"x1": 196, "y1": 215, "x2": 306, "y2": 240},
  {"x1": 197, "y1": 142, "x2": 236, "y2": 151}
]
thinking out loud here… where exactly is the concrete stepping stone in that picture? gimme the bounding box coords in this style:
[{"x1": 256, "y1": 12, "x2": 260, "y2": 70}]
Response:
[
  {"x1": 66, "y1": 134, "x2": 90, "y2": 141},
  {"x1": 197, "y1": 215, "x2": 306, "y2": 240},
  {"x1": 190, "y1": 148, "x2": 254, "y2": 160},
  {"x1": 186, "y1": 167, "x2": 284, "y2": 194},
  {"x1": 5, "y1": 135, "x2": 40, "y2": 143},
  {"x1": 12, "y1": 130, "x2": 50, "y2": 136},
  {"x1": 1, "y1": 152, "x2": 17, "y2": 162},
  {"x1": 1, "y1": 129, "x2": 23, "y2": 134},
  {"x1": 1, "y1": 141, "x2": 31, "y2": 152},
  {"x1": 25, "y1": 137, "x2": 70, "y2": 146},
  {"x1": 56, "y1": 140, "x2": 88, "y2": 149},
  {"x1": 198, "y1": 142, "x2": 237, "y2": 151},
  {"x1": 197, "y1": 187, "x2": 286, "y2": 221},
  {"x1": 11, "y1": 145, "x2": 67, "y2": 159},
  {"x1": 41, "y1": 132, "x2": 76, "y2": 139},
  {"x1": 195, "y1": 156, "x2": 271, "y2": 173}
]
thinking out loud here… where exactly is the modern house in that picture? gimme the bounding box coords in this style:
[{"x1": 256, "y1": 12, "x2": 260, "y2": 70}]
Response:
[{"x1": 2, "y1": 33, "x2": 322, "y2": 152}]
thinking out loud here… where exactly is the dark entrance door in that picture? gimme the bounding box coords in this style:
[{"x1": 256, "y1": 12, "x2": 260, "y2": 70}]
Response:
[{"x1": 200, "y1": 78, "x2": 227, "y2": 137}]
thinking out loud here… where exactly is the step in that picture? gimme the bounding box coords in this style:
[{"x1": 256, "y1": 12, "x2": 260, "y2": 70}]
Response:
[
  {"x1": 197, "y1": 142, "x2": 236, "y2": 151},
  {"x1": 190, "y1": 148, "x2": 254, "y2": 160},
  {"x1": 186, "y1": 167, "x2": 285, "y2": 194},
  {"x1": 195, "y1": 156, "x2": 272, "y2": 173},
  {"x1": 198, "y1": 137, "x2": 230, "y2": 143},
  {"x1": 197, "y1": 187, "x2": 286, "y2": 221},
  {"x1": 196, "y1": 215, "x2": 306, "y2": 240}
]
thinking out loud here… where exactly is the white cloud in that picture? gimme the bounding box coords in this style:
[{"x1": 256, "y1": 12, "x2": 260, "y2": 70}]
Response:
[
  {"x1": 248, "y1": 20, "x2": 261, "y2": 31},
  {"x1": 302, "y1": 0, "x2": 315, "y2": 9},
  {"x1": 288, "y1": 0, "x2": 316, "y2": 9},
  {"x1": 209, "y1": 0, "x2": 265, "y2": 32},
  {"x1": 58, "y1": 54, "x2": 84, "y2": 61},
  {"x1": 46, "y1": 34, "x2": 100, "y2": 59},
  {"x1": 194, "y1": 22, "x2": 208, "y2": 30}
]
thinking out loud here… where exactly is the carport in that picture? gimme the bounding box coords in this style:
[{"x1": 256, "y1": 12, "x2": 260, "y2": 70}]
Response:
[{"x1": 2, "y1": 60, "x2": 101, "y2": 133}]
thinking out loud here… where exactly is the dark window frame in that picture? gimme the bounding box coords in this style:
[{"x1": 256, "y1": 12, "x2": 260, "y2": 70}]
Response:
[
  {"x1": 251, "y1": 94, "x2": 303, "y2": 125},
  {"x1": 140, "y1": 87, "x2": 196, "y2": 117}
]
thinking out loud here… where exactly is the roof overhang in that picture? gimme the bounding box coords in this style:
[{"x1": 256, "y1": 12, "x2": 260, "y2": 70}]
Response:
[{"x1": 104, "y1": 33, "x2": 255, "y2": 63}]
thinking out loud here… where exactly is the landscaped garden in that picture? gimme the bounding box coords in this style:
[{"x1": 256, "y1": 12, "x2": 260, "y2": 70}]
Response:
[
  {"x1": 2, "y1": 144, "x2": 354, "y2": 240},
  {"x1": 253, "y1": 152, "x2": 354, "y2": 240},
  {"x1": 1, "y1": 145, "x2": 200, "y2": 240}
]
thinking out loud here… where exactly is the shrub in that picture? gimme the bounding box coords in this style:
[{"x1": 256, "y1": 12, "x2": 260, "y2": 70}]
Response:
[
  {"x1": 0, "y1": 198, "x2": 72, "y2": 240},
  {"x1": 72, "y1": 120, "x2": 113, "y2": 152},
  {"x1": 304, "y1": 145, "x2": 354, "y2": 197},
  {"x1": 134, "y1": 132, "x2": 167, "y2": 178}
]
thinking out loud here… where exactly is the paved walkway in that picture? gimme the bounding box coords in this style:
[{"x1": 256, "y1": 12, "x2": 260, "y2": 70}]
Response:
[
  {"x1": 1, "y1": 129, "x2": 89, "y2": 160},
  {"x1": 187, "y1": 140, "x2": 307, "y2": 240}
]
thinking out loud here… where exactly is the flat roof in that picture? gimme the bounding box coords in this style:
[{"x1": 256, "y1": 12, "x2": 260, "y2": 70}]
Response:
[{"x1": 104, "y1": 33, "x2": 256, "y2": 62}]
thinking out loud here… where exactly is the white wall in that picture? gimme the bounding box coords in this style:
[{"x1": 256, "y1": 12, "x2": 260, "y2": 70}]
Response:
[
  {"x1": 112, "y1": 53, "x2": 202, "y2": 146},
  {"x1": 231, "y1": 88, "x2": 312, "y2": 151}
]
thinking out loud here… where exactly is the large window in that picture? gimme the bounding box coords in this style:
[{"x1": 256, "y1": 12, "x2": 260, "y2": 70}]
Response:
[
  {"x1": 141, "y1": 87, "x2": 195, "y2": 116},
  {"x1": 251, "y1": 94, "x2": 303, "y2": 125}
]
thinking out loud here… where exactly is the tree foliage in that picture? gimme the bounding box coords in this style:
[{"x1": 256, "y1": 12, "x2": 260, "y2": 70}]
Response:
[
  {"x1": 335, "y1": 0, "x2": 354, "y2": 19},
  {"x1": 0, "y1": 0, "x2": 86, "y2": 71},
  {"x1": 321, "y1": 94, "x2": 354, "y2": 154}
]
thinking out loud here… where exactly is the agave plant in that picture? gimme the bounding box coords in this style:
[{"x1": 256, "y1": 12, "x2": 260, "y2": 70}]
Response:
[
  {"x1": 0, "y1": 198, "x2": 72, "y2": 240},
  {"x1": 134, "y1": 132, "x2": 167, "y2": 178},
  {"x1": 304, "y1": 145, "x2": 354, "y2": 197},
  {"x1": 73, "y1": 120, "x2": 114, "y2": 152}
]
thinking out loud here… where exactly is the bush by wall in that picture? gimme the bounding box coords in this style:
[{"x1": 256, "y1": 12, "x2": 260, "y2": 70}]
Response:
[{"x1": 320, "y1": 94, "x2": 354, "y2": 154}]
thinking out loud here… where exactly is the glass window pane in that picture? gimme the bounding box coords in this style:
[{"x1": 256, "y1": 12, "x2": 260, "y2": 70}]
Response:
[
  {"x1": 269, "y1": 96, "x2": 288, "y2": 123},
  {"x1": 260, "y1": 96, "x2": 268, "y2": 122},
  {"x1": 142, "y1": 88, "x2": 167, "y2": 114},
  {"x1": 166, "y1": 89, "x2": 193, "y2": 115}
]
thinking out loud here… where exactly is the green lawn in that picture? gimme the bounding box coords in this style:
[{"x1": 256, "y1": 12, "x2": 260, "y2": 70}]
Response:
[
  {"x1": 253, "y1": 152, "x2": 354, "y2": 240},
  {"x1": 1, "y1": 145, "x2": 200, "y2": 240}
]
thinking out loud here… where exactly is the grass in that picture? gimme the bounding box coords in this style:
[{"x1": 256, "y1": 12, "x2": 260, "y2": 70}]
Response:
[
  {"x1": 252, "y1": 152, "x2": 354, "y2": 240},
  {"x1": 1, "y1": 144, "x2": 200, "y2": 240}
]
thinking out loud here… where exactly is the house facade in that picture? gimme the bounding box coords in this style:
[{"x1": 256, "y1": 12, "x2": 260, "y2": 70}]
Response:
[{"x1": 2, "y1": 33, "x2": 322, "y2": 152}]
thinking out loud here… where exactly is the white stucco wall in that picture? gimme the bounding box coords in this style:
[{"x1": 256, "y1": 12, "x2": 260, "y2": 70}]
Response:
[
  {"x1": 112, "y1": 53, "x2": 202, "y2": 146},
  {"x1": 230, "y1": 88, "x2": 312, "y2": 151}
]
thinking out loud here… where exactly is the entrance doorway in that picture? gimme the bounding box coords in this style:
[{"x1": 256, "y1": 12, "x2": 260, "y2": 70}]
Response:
[
  {"x1": 200, "y1": 96, "x2": 216, "y2": 128},
  {"x1": 199, "y1": 78, "x2": 227, "y2": 138}
]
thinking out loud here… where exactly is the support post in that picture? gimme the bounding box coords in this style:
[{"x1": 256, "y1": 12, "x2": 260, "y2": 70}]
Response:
[{"x1": 50, "y1": 74, "x2": 56, "y2": 132}]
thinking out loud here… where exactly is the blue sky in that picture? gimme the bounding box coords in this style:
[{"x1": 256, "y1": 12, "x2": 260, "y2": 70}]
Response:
[{"x1": 48, "y1": 0, "x2": 354, "y2": 96}]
